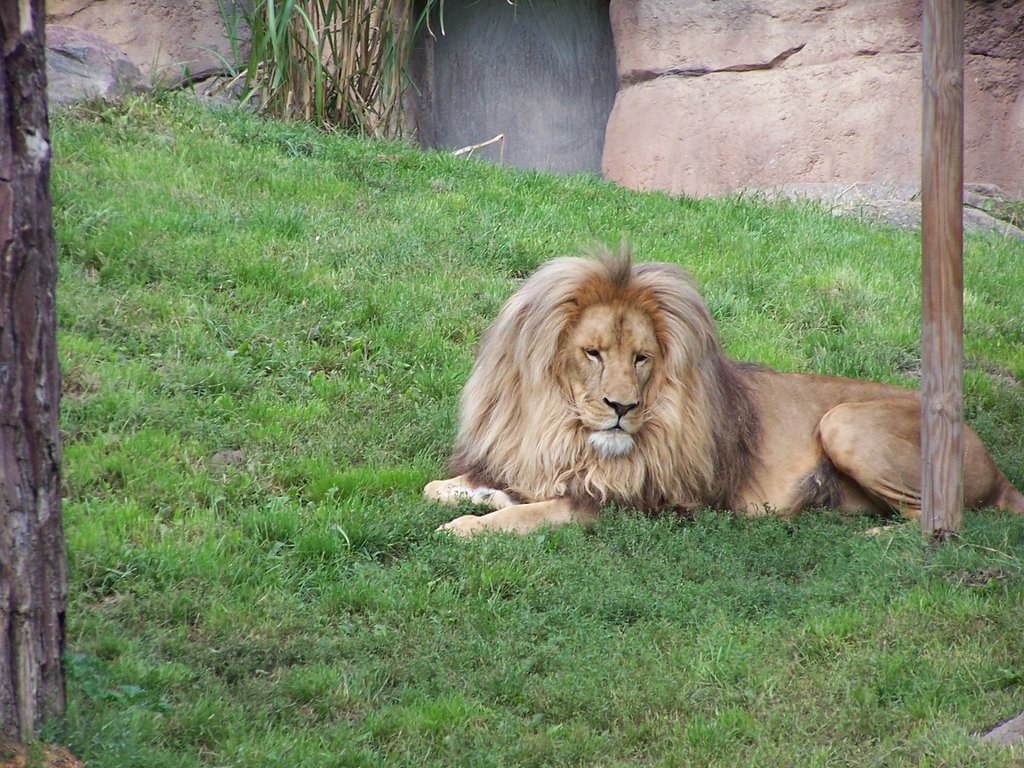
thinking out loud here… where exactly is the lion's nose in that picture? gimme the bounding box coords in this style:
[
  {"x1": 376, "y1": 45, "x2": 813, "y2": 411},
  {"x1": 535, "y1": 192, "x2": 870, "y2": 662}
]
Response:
[{"x1": 604, "y1": 398, "x2": 638, "y2": 418}]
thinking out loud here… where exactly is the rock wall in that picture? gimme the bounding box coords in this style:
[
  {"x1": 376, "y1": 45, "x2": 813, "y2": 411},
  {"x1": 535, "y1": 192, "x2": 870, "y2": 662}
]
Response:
[
  {"x1": 603, "y1": 0, "x2": 1024, "y2": 197},
  {"x1": 46, "y1": 0, "x2": 246, "y2": 85}
]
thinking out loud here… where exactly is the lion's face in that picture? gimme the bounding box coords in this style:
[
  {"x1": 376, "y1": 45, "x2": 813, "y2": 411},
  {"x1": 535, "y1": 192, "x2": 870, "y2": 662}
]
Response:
[{"x1": 563, "y1": 303, "x2": 659, "y2": 459}]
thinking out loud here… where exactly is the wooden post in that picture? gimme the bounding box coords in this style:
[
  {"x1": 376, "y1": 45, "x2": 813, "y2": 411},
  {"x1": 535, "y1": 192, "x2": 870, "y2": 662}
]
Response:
[{"x1": 920, "y1": 0, "x2": 964, "y2": 538}]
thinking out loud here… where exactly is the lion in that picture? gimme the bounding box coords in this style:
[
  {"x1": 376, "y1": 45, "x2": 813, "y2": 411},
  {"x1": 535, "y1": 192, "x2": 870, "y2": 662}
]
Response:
[{"x1": 425, "y1": 245, "x2": 1024, "y2": 537}]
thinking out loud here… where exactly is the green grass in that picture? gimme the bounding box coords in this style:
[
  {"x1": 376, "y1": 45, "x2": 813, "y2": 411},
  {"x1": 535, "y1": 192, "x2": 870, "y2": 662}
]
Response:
[{"x1": 47, "y1": 95, "x2": 1024, "y2": 766}]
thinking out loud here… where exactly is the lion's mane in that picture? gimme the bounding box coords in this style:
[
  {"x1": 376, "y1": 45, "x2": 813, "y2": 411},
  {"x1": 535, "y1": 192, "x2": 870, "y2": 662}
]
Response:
[{"x1": 449, "y1": 245, "x2": 761, "y2": 511}]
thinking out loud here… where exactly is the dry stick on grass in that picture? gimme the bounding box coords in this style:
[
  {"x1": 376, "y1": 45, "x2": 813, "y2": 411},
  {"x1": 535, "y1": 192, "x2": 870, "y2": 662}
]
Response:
[{"x1": 452, "y1": 134, "x2": 506, "y2": 163}]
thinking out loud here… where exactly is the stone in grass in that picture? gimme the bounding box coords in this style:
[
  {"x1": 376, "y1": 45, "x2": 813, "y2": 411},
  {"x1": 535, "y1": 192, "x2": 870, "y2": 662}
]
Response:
[
  {"x1": 980, "y1": 711, "x2": 1024, "y2": 747},
  {"x1": 210, "y1": 449, "x2": 246, "y2": 471}
]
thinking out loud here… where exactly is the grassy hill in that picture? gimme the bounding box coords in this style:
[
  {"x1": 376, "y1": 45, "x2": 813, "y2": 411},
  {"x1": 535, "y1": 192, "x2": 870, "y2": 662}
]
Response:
[{"x1": 49, "y1": 95, "x2": 1024, "y2": 766}]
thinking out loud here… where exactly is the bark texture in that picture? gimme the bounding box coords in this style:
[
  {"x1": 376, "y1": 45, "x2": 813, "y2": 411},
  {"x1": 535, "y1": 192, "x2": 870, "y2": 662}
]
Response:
[{"x1": 0, "y1": 0, "x2": 67, "y2": 741}]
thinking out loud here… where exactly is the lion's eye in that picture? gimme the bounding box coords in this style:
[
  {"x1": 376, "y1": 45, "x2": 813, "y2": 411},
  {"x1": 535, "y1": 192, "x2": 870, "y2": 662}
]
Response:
[
  {"x1": 634, "y1": 353, "x2": 649, "y2": 366},
  {"x1": 585, "y1": 348, "x2": 602, "y2": 362}
]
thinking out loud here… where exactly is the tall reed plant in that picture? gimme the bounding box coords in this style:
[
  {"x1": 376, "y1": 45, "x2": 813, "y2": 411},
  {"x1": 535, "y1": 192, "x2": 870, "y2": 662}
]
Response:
[{"x1": 236, "y1": 0, "x2": 437, "y2": 137}]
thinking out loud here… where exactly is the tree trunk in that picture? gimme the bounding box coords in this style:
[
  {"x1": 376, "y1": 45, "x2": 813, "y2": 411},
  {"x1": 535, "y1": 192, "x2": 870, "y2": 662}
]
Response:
[{"x1": 0, "y1": 0, "x2": 67, "y2": 742}]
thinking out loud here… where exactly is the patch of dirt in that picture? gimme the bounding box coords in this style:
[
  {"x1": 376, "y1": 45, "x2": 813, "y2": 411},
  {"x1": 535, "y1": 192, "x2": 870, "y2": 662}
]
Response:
[
  {"x1": 975, "y1": 362, "x2": 1021, "y2": 389},
  {"x1": 0, "y1": 744, "x2": 83, "y2": 768}
]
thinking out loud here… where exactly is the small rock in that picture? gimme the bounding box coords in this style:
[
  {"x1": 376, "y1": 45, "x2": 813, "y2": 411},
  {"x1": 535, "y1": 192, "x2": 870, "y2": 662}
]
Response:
[
  {"x1": 210, "y1": 450, "x2": 246, "y2": 470},
  {"x1": 187, "y1": 73, "x2": 259, "y2": 110}
]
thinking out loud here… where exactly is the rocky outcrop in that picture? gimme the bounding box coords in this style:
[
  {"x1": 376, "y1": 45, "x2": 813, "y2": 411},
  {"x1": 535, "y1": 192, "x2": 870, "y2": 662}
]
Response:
[
  {"x1": 46, "y1": 0, "x2": 246, "y2": 86},
  {"x1": 47, "y1": 25, "x2": 148, "y2": 106},
  {"x1": 604, "y1": 0, "x2": 1024, "y2": 198}
]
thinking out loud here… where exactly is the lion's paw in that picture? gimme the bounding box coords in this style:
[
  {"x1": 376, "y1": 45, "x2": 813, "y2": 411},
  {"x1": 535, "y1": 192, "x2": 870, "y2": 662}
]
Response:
[
  {"x1": 425, "y1": 480, "x2": 514, "y2": 510},
  {"x1": 436, "y1": 514, "x2": 487, "y2": 538},
  {"x1": 424, "y1": 479, "x2": 463, "y2": 503},
  {"x1": 468, "y1": 487, "x2": 515, "y2": 509}
]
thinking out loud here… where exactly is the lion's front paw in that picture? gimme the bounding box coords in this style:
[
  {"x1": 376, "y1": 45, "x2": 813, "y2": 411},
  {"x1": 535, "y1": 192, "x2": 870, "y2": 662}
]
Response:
[
  {"x1": 425, "y1": 478, "x2": 515, "y2": 510},
  {"x1": 436, "y1": 514, "x2": 486, "y2": 538}
]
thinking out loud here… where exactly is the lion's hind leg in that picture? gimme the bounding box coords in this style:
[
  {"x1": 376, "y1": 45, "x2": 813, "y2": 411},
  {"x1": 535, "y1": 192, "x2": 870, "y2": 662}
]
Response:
[
  {"x1": 424, "y1": 475, "x2": 517, "y2": 510},
  {"x1": 817, "y1": 400, "x2": 923, "y2": 517},
  {"x1": 818, "y1": 398, "x2": 1019, "y2": 518}
]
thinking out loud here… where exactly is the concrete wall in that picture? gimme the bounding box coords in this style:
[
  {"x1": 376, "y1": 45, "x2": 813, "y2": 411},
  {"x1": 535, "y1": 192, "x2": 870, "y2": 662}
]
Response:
[{"x1": 413, "y1": 0, "x2": 617, "y2": 174}]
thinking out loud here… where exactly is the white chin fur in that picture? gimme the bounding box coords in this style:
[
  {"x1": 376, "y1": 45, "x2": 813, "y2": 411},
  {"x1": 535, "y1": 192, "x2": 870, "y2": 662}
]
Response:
[{"x1": 588, "y1": 430, "x2": 635, "y2": 458}]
